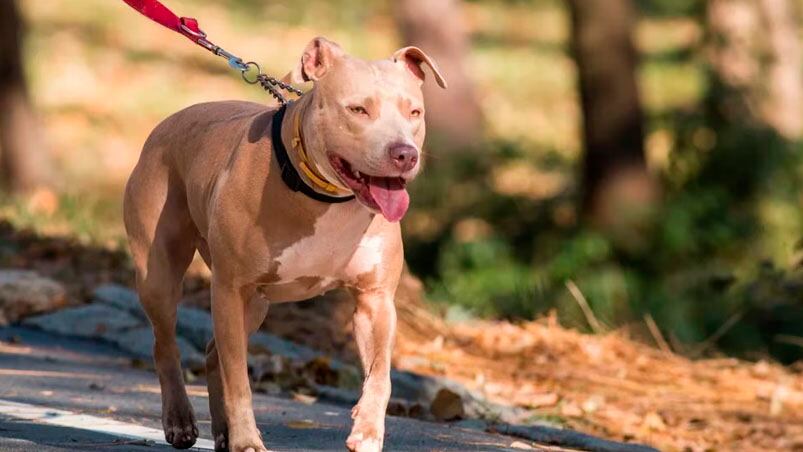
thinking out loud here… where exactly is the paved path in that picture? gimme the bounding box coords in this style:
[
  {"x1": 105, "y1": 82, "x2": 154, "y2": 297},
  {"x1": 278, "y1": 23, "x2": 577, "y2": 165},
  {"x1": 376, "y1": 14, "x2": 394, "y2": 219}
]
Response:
[{"x1": 0, "y1": 327, "x2": 538, "y2": 452}]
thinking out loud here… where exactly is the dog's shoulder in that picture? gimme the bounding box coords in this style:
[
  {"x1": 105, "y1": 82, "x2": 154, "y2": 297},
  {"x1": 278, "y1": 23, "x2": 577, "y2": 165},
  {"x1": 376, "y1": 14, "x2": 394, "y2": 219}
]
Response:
[{"x1": 167, "y1": 100, "x2": 269, "y2": 127}]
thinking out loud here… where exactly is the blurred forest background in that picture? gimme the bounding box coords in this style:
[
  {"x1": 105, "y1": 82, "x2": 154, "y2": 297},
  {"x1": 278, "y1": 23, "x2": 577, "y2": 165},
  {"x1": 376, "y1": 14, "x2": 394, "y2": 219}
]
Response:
[{"x1": 3, "y1": 0, "x2": 803, "y2": 367}]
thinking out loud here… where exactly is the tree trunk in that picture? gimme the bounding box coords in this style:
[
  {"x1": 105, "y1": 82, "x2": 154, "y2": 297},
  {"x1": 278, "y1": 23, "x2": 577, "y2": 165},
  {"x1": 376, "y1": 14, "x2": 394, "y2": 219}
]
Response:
[
  {"x1": 394, "y1": 0, "x2": 484, "y2": 154},
  {"x1": 0, "y1": 0, "x2": 46, "y2": 194},
  {"x1": 706, "y1": 0, "x2": 802, "y2": 140},
  {"x1": 757, "y1": 0, "x2": 802, "y2": 140},
  {"x1": 706, "y1": 0, "x2": 764, "y2": 125},
  {"x1": 567, "y1": 0, "x2": 656, "y2": 226}
]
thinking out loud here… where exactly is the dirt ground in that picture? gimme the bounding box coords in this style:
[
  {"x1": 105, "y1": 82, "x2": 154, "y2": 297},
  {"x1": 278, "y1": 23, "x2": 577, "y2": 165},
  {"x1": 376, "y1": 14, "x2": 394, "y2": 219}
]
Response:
[
  {"x1": 395, "y1": 313, "x2": 803, "y2": 451},
  {"x1": 4, "y1": 223, "x2": 802, "y2": 452}
]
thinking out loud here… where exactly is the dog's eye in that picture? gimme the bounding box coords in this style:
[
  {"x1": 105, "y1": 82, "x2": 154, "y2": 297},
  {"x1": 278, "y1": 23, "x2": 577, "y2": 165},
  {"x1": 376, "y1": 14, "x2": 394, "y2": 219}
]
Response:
[
  {"x1": 347, "y1": 105, "x2": 369, "y2": 116},
  {"x1": 410, "y1": 109, "x2": 423, "y2": 118}
]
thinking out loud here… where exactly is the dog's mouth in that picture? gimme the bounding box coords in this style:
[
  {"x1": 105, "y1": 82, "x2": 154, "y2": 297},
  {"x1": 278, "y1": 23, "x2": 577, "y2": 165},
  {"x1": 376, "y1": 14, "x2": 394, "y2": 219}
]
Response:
[{"x1": 328, "y1": 154, "x2": 410, "y2": 222}]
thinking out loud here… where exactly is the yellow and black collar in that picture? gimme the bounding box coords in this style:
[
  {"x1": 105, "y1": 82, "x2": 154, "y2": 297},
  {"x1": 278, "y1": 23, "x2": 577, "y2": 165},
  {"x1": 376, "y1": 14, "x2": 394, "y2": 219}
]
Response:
[{"x1": 271, "y1": 103, "x2": 355, "y2": 204}]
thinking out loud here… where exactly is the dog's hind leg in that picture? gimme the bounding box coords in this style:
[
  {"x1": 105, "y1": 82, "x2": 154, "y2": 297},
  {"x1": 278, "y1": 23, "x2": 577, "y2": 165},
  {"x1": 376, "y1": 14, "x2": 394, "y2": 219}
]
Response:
[{"x1": 124, "y1": 167, "x2": 199, "y2": 450}]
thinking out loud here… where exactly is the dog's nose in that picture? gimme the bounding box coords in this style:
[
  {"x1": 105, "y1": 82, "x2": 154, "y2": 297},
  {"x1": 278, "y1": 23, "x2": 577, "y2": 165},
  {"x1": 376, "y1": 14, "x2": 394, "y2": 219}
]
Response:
[{"x1": 388, "y1": 143, "x2": 419, "y2": 172}]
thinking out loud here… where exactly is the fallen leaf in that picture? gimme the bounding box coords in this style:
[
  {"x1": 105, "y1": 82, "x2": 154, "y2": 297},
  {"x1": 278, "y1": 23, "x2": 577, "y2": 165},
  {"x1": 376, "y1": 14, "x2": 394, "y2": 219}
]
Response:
[
  {"x1": 408, "y1": 403, "x2": 426, "y2": 419},
  {"x1": 303, "y1": 356, "x2": 339, "y2": 386},
  {"x1": 560, "y1": 402, "x2": 582, "y2": 417},
  {"x1": 582, "y1": 395, "x2": 605, "y2": 414},
  {"x1": 387, "y1": 399, "x2": 409, "y2": 417},
  {"x1": 285, "y1": 419, "x2": 319, "y2": 429},
  {"x1": 642, "y1": 412, "x2": 667, "y2": 432},
  {"x1": 292, "y1": 392, "x2": 317, "y2": 405},
  {"x1": 27, "y1": 188, "x2": 59, "y2": 216},
  {"x1": 770, "y1": 385, "x2": 788, "y2": 417},
  {"x1": 430, "y1": 388, "x2": 464, "y2": 421}
]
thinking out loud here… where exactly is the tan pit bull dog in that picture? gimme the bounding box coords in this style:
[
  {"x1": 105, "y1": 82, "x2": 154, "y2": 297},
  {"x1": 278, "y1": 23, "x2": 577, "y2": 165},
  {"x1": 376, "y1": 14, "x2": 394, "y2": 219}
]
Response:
[{"x1": 123, "y1": 37, "x2": 446, "y2": 452}]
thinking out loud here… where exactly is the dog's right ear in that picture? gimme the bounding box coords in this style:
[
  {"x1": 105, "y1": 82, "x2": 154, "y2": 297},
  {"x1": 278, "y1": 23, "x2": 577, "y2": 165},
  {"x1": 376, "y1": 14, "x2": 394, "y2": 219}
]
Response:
[{"x1": 283, "y1": 37, "x2": 345, "y2": 84}]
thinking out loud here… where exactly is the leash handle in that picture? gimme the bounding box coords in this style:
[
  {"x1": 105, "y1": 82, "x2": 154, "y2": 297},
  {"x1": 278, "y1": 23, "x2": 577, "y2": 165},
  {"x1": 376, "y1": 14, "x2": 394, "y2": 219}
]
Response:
[
  {"x1": 121, "y1": 0, "x2": 204, "y2": 43},
  {"x1": 120, "y1": 0, "x2": 302, "y2": 104}
]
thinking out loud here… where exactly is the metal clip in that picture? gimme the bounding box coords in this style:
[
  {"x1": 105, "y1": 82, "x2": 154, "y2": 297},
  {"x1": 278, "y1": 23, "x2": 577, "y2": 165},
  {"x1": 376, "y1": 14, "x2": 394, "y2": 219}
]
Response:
[
  {"x1": 240, "y1": 62, "x2": 262, "y2": 85},
  {"x1": 179, "y1": 22, "x2": 207, "y2": 39}
]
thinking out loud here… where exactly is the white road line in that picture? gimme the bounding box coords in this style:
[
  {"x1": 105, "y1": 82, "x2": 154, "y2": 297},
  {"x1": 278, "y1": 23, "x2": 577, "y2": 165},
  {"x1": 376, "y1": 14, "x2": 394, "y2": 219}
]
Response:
[{"x1": 0, "y1": 398, "x2": 215, "y2": 450}]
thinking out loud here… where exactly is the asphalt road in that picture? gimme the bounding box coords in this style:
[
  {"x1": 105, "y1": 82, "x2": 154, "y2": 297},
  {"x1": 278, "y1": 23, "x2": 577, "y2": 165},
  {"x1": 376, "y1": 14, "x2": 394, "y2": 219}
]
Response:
[{"x1": 0, "y1": 327, "x2": 534, "y2": 452}]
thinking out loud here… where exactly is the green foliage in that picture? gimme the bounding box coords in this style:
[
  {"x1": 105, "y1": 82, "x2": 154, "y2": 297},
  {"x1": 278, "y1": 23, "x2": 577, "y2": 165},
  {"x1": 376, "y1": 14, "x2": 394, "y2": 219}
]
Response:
[{"x1": 429, "y1": 237, "x2": 541, "y2": 318}]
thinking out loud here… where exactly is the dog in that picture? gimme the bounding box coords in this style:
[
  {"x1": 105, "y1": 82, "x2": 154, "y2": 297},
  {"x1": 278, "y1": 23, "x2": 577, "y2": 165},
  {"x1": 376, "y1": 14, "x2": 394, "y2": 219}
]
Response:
[{"x1": 123, "y1": 36, "x2": 446, "y2": 452}]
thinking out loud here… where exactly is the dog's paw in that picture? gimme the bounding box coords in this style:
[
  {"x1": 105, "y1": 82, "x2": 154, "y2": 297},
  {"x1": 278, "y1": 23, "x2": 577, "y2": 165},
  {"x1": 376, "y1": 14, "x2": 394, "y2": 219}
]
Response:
[
  {"x1": 346, "y1": 429, "x2": 384, "y2": 452},
  {"x1": 228, "y1": 434, "x2": 270, "y2": 452},
  {"x1": 163, "y1": 408, "x2": 198, "y2": 449}
]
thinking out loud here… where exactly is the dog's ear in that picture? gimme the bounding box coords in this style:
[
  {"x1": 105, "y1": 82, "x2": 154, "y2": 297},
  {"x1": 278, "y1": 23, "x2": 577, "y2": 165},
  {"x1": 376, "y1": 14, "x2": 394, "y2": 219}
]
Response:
[
  {"x1": 284, "y1": 37, "x2": 345, "y2": 84},
  {"x1": 392, "y1": 46, "x2": 448, "y2": 89}
]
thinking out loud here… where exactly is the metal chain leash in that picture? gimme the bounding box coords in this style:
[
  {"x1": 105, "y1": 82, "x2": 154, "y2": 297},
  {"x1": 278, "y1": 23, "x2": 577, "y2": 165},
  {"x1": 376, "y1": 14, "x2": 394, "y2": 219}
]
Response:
[
  {"x1": 241, "y1": 64, "x2": 305, "y2": 105},
  {"x1": 180, "y1": 23, "x2": 303, "y2": 104}
]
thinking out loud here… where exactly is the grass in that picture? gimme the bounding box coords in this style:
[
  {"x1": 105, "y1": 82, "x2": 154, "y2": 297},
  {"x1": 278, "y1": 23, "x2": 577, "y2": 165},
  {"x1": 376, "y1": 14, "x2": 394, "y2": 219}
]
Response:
[{"x1": 0, "y1": 190, "x2": 126, "y2": 248}]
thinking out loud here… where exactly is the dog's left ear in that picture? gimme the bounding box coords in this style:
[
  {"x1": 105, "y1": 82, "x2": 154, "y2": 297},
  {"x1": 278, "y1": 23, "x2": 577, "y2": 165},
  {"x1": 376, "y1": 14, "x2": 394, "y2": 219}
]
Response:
[
  {"x1": 284, "y1": 37, "x2": 345, "y2": 84},
  {"x1": 392, "y1": 46, "x2": 448, "y2": 89}
]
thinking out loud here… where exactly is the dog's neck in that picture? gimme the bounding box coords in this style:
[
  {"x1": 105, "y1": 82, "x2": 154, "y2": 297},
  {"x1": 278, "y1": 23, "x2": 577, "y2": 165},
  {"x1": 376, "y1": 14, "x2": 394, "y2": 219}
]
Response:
[{"x1": 281, "y1": 95, "x2": 352, "y2": 196}]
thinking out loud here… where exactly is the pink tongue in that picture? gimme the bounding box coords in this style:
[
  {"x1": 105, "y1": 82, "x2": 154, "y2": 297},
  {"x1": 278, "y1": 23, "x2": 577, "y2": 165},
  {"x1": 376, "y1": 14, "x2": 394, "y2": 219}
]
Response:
[{"x1": 368, "y1": 176, "x2": 410, "y2": 222}]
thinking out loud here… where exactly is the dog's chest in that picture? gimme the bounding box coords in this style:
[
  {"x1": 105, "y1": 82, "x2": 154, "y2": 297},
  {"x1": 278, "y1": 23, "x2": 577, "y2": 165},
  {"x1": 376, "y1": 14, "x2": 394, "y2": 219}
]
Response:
[{"x1": 257, "y1": 206, "x2": 381, "y2": 300}]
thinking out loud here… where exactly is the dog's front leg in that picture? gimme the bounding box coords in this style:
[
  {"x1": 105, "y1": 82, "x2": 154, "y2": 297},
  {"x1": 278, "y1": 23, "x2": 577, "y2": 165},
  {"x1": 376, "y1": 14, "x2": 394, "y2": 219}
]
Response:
[
  {"x1": 207, "y1": 294, "x2": 270, "y2": 451},
  {"x1": 347, "y1": 289, "x2": 396, "y2": 452},
  {"x1": 211, "y1": 279, "x2": 267, "y2": 452}
]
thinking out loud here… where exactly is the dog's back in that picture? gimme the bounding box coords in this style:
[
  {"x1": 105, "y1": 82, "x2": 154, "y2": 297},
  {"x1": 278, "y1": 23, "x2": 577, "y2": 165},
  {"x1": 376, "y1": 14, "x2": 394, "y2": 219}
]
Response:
[{"x1": 140, "y1": 101, "x2": 268, "y2": 184}]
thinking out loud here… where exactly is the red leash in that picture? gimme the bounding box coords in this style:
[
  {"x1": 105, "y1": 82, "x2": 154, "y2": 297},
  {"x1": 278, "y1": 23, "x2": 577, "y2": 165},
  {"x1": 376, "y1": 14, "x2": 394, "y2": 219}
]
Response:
[
  {"x1": 120, "y1": 0, "x2": 303, "y2": 103},
  {"x1": 121, "y1": 0, "x2": 209, "y2": 47}
]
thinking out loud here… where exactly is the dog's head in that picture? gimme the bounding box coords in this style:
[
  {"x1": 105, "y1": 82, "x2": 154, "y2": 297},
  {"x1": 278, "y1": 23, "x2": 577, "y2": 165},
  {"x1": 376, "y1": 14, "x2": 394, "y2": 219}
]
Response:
[{"x1": 284, "y1": 37, "x2": 447, "y2": 222}]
